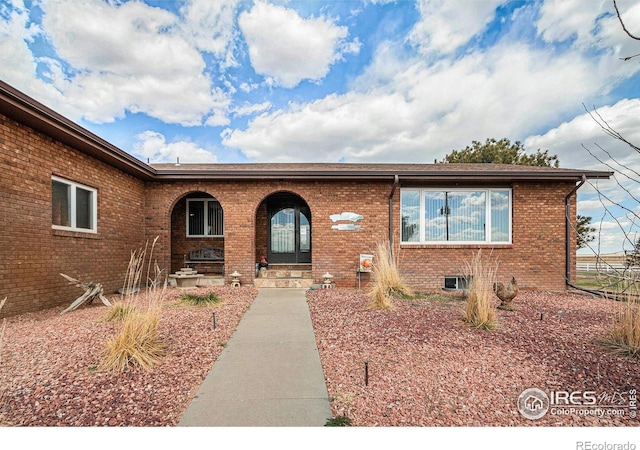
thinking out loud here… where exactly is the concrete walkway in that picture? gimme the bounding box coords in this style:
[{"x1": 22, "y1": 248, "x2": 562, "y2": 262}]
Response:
[{"x1": 178, "y1": 288, "x2": 332, "y2": 427}]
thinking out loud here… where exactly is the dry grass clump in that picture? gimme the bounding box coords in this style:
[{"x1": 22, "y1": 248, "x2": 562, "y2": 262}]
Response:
[
  {"x1": 462, "y1": 250, "x2": 498, "y2": 330},
  {"x1": 367, "y1": 241, "x2": 412, "y2": 310},
  {"x1": 99, "y1": 238, "x2": 167, "y2": 373},
  {"x1": 99, "y1": 307, "x2": 167, "y2": 373},
  {"x1": 601, "y1": 297, "x2": 640, "y2": 358},
  {"x1": 176, "y1": 292, "x2": 222, "y2": 307},
  {"x1": 103, "y1": 303, "x2": 138, "y2": 322}
]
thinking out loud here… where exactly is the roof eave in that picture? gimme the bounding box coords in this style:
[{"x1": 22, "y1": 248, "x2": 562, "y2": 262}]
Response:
[
  {"x1": 0, "y1": 81, "x2": 613, "y2": 184},
  {"x1": 152, "y1": 169, "x2": 613, "y2": 182},
  {"x1": 0, "y1": 81, "x2": 156, "y2": 181}
]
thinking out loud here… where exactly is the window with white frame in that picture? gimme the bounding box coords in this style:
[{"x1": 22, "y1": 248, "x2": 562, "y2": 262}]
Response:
[
  {"x1": 51, "y1": 176, "x2": 97, "y2": 233},
  {"x1": 401, "y1": 188, "x2": 511, "y2": 244},
  {"x1": 187, "y1": 198, "x2": 224, "y2": 237}
]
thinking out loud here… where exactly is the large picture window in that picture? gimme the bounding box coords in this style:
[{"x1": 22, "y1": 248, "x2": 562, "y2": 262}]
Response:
[
  {"x1": 401, "y1": 188, "x2": 511, "y2": 244},
  {"x1": 51, "y1": 176, "x2": 97, "y2": 233},
  {"x1": 187, "y1": 198, "x2": 223, "y2": 237}
]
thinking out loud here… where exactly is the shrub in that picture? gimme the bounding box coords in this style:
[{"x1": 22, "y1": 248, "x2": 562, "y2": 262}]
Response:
[
  {"x1": 462, "y1": 250, "x2": 498, "y2": 330},
  {"x1": 103, "y1": 303, "x2": 138, "y2": 322},
  {"x1": 99, "y1": 308, "x2": 167, "y2": 373},
  {"x1": 99, "y1": 237, "x2": 167, "y2": 373},
  {"x1": 367, "y1": 240, "x2": 412, "y2": 310},
  {"x1": 601, "y1": 297, "x2": 640, "y2": 358},
  {"x1": 325, "y1": 415, "x2": 352, "y2": 426},
  {"x1": 178, "y1": 292, "x2": 221, "y2": 307}
]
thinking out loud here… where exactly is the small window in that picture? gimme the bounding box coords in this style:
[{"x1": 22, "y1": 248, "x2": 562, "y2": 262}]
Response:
[
  {"x1": 187, "y1": 198, "x2": 223, "y2": 237},
  {"x1": 51, "y1": 176, "x2": 97, "y2": 233},
  {"x1": 444, "y1": 276, "x2": 469, "y2": 290}
]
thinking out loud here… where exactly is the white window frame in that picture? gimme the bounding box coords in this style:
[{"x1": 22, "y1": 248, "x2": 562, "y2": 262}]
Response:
[
  {"x1": 51, "y1": 176, "x2": 98, "y2": 233},
  {"x1": 186, "y1": 198, "x2": 224, "y2": 237},
  {"x1": 400, "y1": 188, "x2": 512, "y2": 245}
]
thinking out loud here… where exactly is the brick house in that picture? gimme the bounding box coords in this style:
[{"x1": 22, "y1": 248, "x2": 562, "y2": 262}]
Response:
[{"x1": 0, "y1": 80, "x2": 611, "y2": 317}]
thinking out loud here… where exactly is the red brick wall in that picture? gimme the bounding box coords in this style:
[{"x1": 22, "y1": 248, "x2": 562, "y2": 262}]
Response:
[
  {"x1": 144, "y1": 180, "x2": 391, "y2": 287},
  {"x1": 0, "y1": 113, "x2": 146, "y2": 318},
  {"x1": 1, "y1": 106, "x2": 578, "y2": 320},
  {"x1": 396, "y1": 182, "x2": 577, "y2": 291},
  {"x1": 143, "y1": 178, "x2": 577, "y2": 292}
]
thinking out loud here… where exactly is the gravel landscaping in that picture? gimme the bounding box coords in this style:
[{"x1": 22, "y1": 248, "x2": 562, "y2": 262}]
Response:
[
  {"x1": 1, "y1": 285, "x2": 638, "y2": 427},
  {"x1": 0, "y1": 286, "x2": 257, "y2": 426},
  {"x1": 308, "y1": 288, "x2": 639, "y2": 426}
]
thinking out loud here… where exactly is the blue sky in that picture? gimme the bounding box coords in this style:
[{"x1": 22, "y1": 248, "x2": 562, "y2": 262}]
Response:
[{"x1": 1, "y1": 0, "x2": 640, "y2": 255}]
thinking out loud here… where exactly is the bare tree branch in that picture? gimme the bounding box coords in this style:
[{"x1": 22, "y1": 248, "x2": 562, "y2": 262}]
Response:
[
  {"x1": 583, "y1": 104, "x2": 640, "y2": 153},
  {"x1": 613, "y1": 0, "x2": 640, "y2": 61},
  {"x1": 614, "y1": 0, "x2": 640, "y2": 41}
]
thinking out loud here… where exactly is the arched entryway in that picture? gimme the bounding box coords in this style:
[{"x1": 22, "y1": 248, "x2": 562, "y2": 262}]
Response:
[
  {"x1": 170, "y1": 191, "x2": 224, "y2": 275},
  {"x1": 257, "y1": 192, "x2": 311, "y2": 265}
]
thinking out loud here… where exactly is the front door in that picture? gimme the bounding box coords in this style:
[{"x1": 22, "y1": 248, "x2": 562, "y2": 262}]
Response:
[{"x1": 268, "y1": 195, "x2": 311, "y2": 264}]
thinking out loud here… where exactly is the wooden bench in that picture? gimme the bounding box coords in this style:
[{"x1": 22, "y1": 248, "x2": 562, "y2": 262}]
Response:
[{"x1": 184, "y1": 247, "x2": 225, "y2": 275}]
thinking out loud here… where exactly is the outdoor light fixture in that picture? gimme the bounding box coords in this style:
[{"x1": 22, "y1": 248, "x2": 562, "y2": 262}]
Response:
[
  {"x1": 364, "y1": 360, "x2": 369, "y2": 386},
  {"x1": 212, "y1": 311, "x2": 217, "y2": 329}
]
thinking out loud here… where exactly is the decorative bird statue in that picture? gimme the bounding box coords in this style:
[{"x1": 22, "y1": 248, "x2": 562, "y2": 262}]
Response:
[{"x1": 494, "y1": 277, "x2": 518, "y2": 310}]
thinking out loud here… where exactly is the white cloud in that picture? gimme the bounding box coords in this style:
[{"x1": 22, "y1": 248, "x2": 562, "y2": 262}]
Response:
[
  {"x1": 25, "y1": 0, "x2": 231, "y2": 126},
  {"x1": 524, "y1": 99, "x2": 640, "y2": 171},
  {"x1": 232, "y1": 101, "x2": 272, "y2": 117},
  {"x1": 537, "y1": 0, "x2": 639, "y2": 50},
  {"x1": 0, "y1": 0, "x2": 76, "y2": 117},
  {"x1": 133, "y1": 131, "x2": 218, "y2": 163},
  {"x1": 179, "y1": 0, "x2": 240, "y2": 67},
  {"x1": 527, "y1": 99, "x2": 640, "y2": 255},
  {"x1": 238, "y1": 1, "x2": 360, "y2": 88},
  {"x1": 537, "y1": 0, "x2": 640, "y2": 73},
  {"x1": 410, "y1": 0, "x2": 506, "y2": 55},
  {"x1": 223, "y1": 40, "x2": 617, "y2": 163},
  {"x1": 536, "y1": 0, "x2": 607, "y2": 46},
  {"x1": 223, "y1": 0, "x2": 640, "y2": 166}
]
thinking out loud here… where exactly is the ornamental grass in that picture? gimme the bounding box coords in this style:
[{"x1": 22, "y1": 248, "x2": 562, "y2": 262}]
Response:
[
  {"x1": 462, "y1": 250, "x2": 498, "y2": 330},
  {"x1": 367, "y1": 240, "x2": 412, "y2": 310},
  {"x1": 177, "y1": 292, "x2": 222, "y2": 307},
  {"x1": 601, "y1": 296, "x2": 640, "y2": 358},
  {"x1": 99, "y1": 237, "x2": 167, "y2": 373}
]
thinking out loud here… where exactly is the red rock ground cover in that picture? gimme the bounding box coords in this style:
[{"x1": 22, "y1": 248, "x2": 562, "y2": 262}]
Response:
[
  {"x1": 307, "y1": 289, "x2": 639, "y2": 427},
  {"x1": 0, "y1": 286, "x2": 257, "y2": 426},
  {"x1": 1, "y1": 286, "x2": 637, "y2": 427}
]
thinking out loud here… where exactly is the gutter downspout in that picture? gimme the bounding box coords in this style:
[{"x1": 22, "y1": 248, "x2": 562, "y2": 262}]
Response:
[
  {"x1": 389, "y1": 175, "x2": 400, "y2": 255},
  {"x1": 565, "y1": 174, "x2": 586, "y2": 290}
]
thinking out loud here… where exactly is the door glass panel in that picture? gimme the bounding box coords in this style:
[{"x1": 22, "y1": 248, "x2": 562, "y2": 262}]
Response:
[
  {"x1": 300, "y1": 212, "x2": 310, "y2": 252},
  {"x1": 271, "y1": 208, "x2": 295, "y2": 253}
]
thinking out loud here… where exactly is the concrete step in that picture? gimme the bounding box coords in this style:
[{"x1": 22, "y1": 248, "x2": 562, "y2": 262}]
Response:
[
  {"x1": 254, "y1": 277, "x2": 314, "y2": 288},
  {"x1": 261, "y1": 270, "x2": 313, "y2": 279},
  {"x1": 254, "y1": 268, "x2": 313, "y2": 288}
]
